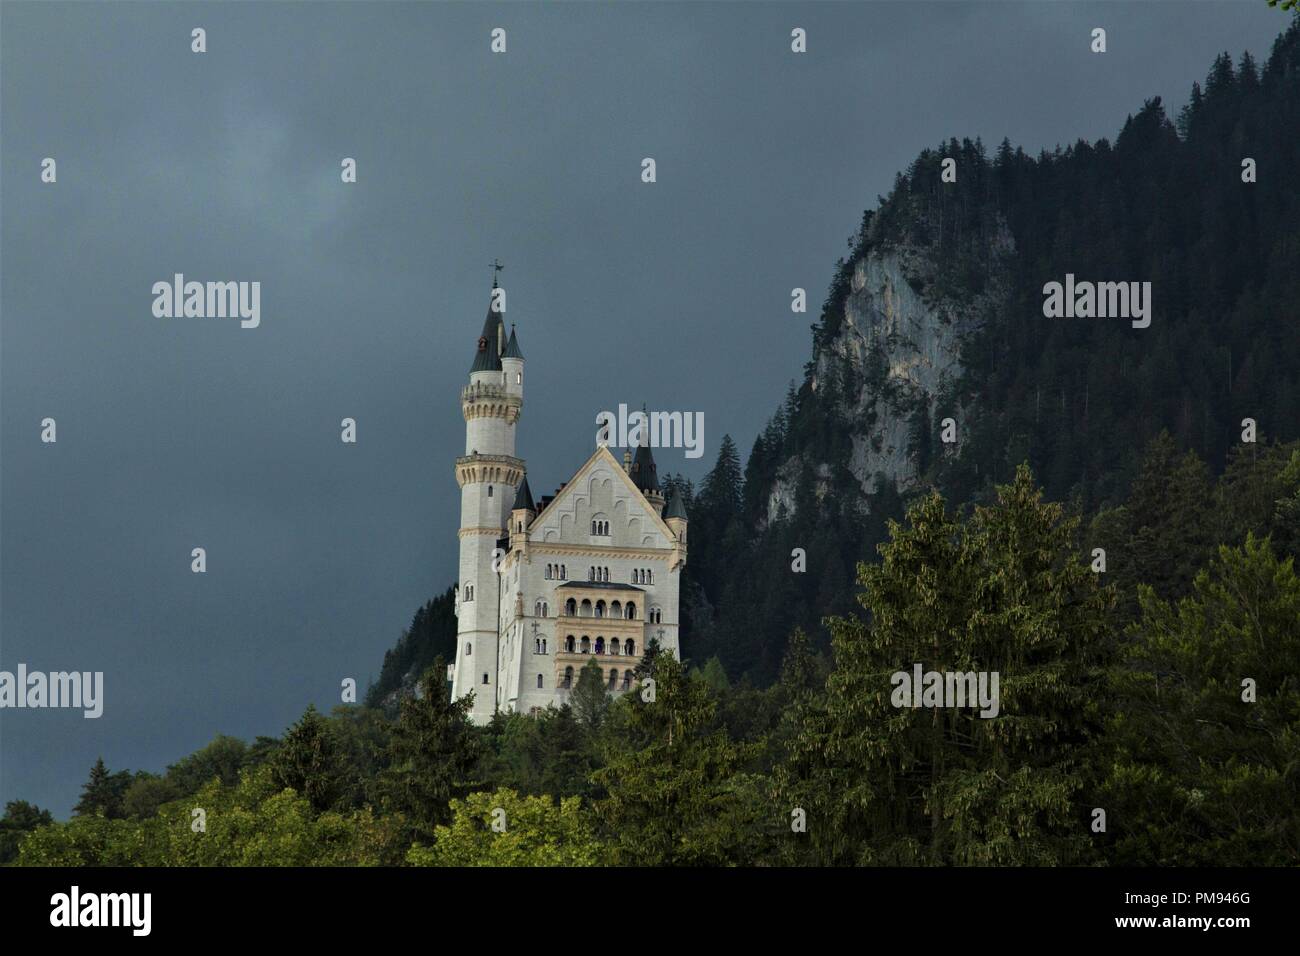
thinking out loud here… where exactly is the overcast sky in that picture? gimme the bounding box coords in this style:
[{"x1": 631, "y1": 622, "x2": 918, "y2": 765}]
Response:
[{"x1": 1, "y1": 1, "x2": 1287, "y2": 815}]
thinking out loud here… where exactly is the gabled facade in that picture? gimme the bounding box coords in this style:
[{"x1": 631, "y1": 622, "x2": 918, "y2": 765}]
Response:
[{"x1": 450, "y1": 285, "x2": 687, "y2": 724}]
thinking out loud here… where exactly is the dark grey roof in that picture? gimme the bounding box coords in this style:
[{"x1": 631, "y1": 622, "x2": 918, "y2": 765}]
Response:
[
  {"x1": 555, "y1": 581, "x2": 645, "y2": 592},
  {"x1": 502, "y1": 325, "x2": 524, "y2": 360},
  {"x1": 512, "y1": 476, "x2": 535, "y2": 512},
  {"x1": 631, "y1": 442, "x2": 659, "y2": 493},
  {"x1": 470, "y1": 299, "x2": 505, "y2": 373},
  {"x1": 665, "y1": 487, "x2": 687, "y2": 519}
]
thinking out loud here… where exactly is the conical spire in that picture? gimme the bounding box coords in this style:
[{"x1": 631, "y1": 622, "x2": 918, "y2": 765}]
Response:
[
  {"x1": 503, "y1": 323, "x2": 524, "y2": 360},
  {"x1": 469, "y1": 292, "x2": 505, "y2": 373},
  {"x1": 665, "y1": 485, "x2": 687, "y2": 519},
  {"x1": 511, "y1": 476, "x2": 535, "y2": 513}
]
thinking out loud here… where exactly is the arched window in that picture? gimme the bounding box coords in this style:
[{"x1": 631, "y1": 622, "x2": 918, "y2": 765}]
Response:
[
  {"x1": 626, "y1": 602, "x2": 637, "y2": 620},
  {"x1": 611, "y1": 601, "x2": 622, "y2": 618},
  {"x1": 621, "y1": 672, "x2": 631, "y2": 691},
  {"x1": 545, "y1": 565, "x2": 552, "y2": 580},
  {"x1": 589, "y1": 566, "x2": 596, "y2": 581},
  {"x1": 565, "y1": 598, "x2": 576, "y2": 616},
  {"x1": 580, "y1": 636, "x2": 591, "y2": 654},
  {"x1": 626, "y1": 639, "x2": 636, "y2": 657},
  {"x1": 565, "y1": 635, "x2": 575, "y2": 653},
  {"x1": 611, "y1": 637, "x2": 621, "y2": 655},
  {"x1": 648, "y1": 569, "x2": 654, "y2": 584},
  {"x1": 633, "y1": 569, "x2": 640, "y2": 584},
  {"x1": 604, "y1": 567, "x2": 610, "y2": 582},
  {"x1": 488, "y1": 486, "x2": 493, "y2": 497},
  {"x1": 591, "y1": 520, "x2": 597, "y2": 535},
  {"x1": 560, "y1": 565, "x2": 566, "y2": 580},
  {"x1": 466, "y1": 642, "x2": 472, "y2": 655},
  {"x1": 580, "y1": 599, "x2": 592, "y2": 617},
  {"x1": 595, "y1": 600, "x2": 606, "y2": 619},
  {"x1": 464, "y1": 584, "x2": 474, "y2": 602},
  {"x1": 595, "y1": 637, "x2": 605, "y2": 655},
  {"x1": 563, "y1": 666, "x2": 574, "y2": 689},
  {"x1": 537, "y1": 674, "x2": 544, "y2": 689},
  {"x1": 608, "y1": 668, "x2": 618, "y2": 689},
  {"x1": 542, "y1": 602, "x2": 548, "y2": 617},
  {"x1": 482, "y1": 673, "x2": 489, "y2": 684},
  {"x1": 542, "y1": 638, "x2": 547, "y2": 654}
]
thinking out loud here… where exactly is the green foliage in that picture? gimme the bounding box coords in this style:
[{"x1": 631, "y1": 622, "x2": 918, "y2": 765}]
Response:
[
  {"x1": 379, "y1": 661, "x2": 482, "y2": 840},
  {"x1": 570, "y1": 658, "x2": 611, "y2": 731},
  {"x1": 0, "y1": 801, "x2": 53, "y2": 864},
  {"x1": 594, "y1": 654, "x2": 768, "y2": 865},
  {"x1": 408, "y1": 788, "x2": 604, "y2": 867},
  {"x1": 71, "y1": 758, "x2": 133, "y2": 820},
  {"x1": 270, "y1": 705, "x2": 347, "y2": 814},
  {"x1": 1103, "y1": 534, "x2": 1300, "y2": 865},
  {"x1": 17, "y1": 765, "x2": 408, "y2": 867},
  {"x1": 777, "y1": 465, "x2": 1114, "y2": 865},
  {"x1": 367, "y1": 587, "x2": 459, "y2": 708}
]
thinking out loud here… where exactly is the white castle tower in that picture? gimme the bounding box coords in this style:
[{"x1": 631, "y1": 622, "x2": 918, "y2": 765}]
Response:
[
  {"x1": 451, "y1": 277, "x2": 525, "y2": 723},
  {"x1": 450, "y1": 271, "x2": 687, "y2": 725}
]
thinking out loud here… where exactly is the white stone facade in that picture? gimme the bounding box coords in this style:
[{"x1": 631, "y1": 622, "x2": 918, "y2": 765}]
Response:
[{"x1": 450, "y1": 298, "x2": 686, "y2": 724}]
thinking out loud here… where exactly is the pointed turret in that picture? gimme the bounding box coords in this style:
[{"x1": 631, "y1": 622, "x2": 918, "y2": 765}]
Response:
[
  {"x1": 470, "y1": 298, "x2": 505, "y2": 374},
  {"x1": 665, "y1": 485, "x2": 688, "y2": 569},
  {"x1": 511, "y1": 475, "x2": 535, "y2": 513},
  {"x1": 503, "y1": 325, "x2": 524, "y2": 359}
]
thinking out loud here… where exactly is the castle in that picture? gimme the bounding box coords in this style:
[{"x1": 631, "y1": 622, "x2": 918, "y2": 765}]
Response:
[{"x1": 449, "y1": 283, "x2": 687, "y2": 724}]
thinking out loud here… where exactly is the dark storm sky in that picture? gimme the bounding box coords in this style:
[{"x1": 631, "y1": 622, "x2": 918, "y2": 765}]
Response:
[{"x1": 1, "y1": 1, "x2": 1286, "y2": 815}]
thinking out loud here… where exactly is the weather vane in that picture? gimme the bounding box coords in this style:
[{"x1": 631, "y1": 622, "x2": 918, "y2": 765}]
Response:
[{"x1": 489, "y1": 258, "x2": 504, "y2": 287}]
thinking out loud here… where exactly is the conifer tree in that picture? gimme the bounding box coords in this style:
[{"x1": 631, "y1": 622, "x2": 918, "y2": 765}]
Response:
[{"x1": 777, "y1": 466, "x2": 1113, "y2": 865}]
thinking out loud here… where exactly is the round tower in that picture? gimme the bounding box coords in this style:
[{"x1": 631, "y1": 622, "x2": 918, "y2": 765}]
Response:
[{"x1": 452, "y1": 283, "x2": 525, "y2": 723}]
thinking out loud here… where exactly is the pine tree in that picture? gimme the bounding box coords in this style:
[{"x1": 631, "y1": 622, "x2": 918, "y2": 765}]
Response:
[
  {"x1": 1104, "y1": 534, "x2": 1300, "y2": 864},
  {"x1": 570, "y1": 658, "x2": 611, "y2": 732},
  {"x1": 72, "y1": 757, "x2": 131, "y2": 820},
  {"x1": 270, "y1": 705, "x2": 346, "y2": 814},
  {"x1": 777, "y1": 466, "x2": 1113, "y2": 865},
  {"x1": 594, "y1": 654, "x2": 763, "y2": 865},
  {"x1": 380, "y1": 659, "x2": 482, "y2": 839}
]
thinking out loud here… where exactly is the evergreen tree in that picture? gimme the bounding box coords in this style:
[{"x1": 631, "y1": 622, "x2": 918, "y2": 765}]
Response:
[
  {"x1": 570, "y1": 658, "x2": 611, "y2": 732},
  {"x1": 270, "y1": 705, "x2": 347, "y2": 814},
  {"x1": 0, "y1": 801, "x2": 54, "y2": 864},
  {"x1": 380, "y1": 660, "x2": 482, "y2": 839},
  {"x1": 1104, "y1": 534, "x2": 1300, "y2": 865},
  {"x1": 777, "y1": 466, "x2": 1114, "y2": 865},
  {"x1": 594, "y1": 654, "x2": 764, "y2": 865},
  {"x1": 72, "y1": 757, "x2": 132, "y2": 820}
]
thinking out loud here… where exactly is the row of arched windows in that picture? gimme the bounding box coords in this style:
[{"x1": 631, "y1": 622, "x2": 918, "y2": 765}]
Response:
[
  {"x1": 534, "y1": 600, "x2": 549, "y2": 617},
  {"x1": 463, "y1": 584, "x2": 475, "y2": 602},
  {"x1": 558, "y1": 666, "x2": 632, "y2": 691},
  {"x1": 632, "y1": 568, "x2": 654, "y2": 585},
  {"x1": 563, "y1": 635, "x2": 636, "y2": 657},
  {"x1": 564, "y1": 598, "x2": 637, "y2": 619},
  {"x1": 648, "y1": 607, "x2": 663, "y2": 623},
  {"x1": 543, "y1": 564, "x2": 567, "y2": 580},
  {"x1": 590, "y1": 520, "x2": 610, "y2": 536},
  {"x1": 589, "y1": 566, "x2": 610, "y2": 582},
  {"x1": 534, "y1": 637, "x2": 549, "y2": 654}
]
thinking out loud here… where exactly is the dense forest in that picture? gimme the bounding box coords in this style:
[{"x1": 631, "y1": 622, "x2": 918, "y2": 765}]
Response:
[{"x1": 5, "y1": 18, "x2": 1299, "y2": 867}]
